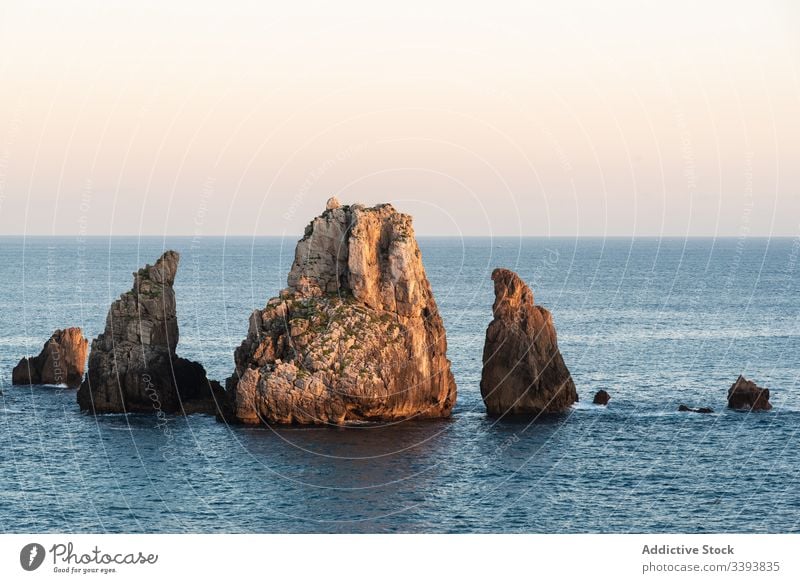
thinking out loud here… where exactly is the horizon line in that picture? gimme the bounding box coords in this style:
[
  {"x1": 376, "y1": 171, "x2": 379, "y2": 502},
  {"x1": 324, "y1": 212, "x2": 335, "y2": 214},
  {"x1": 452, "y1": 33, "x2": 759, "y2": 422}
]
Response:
[{"x1": 2, "y1": 234, "x2": 798, "y2": 240}]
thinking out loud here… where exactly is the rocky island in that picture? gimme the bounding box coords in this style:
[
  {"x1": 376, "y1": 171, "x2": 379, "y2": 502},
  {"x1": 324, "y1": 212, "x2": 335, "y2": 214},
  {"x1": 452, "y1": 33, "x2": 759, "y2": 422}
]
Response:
[
  {"x1": 727, "y1": 375, "x2": 772, "y2": 411},
  {"x1": 12, "y1": 327, "x2": 88, "y2": 388},
  {"x1": 480, "y1": 268, "x2": 577, "y2": 417},
  {"x1": 77, "y1": 251, "x2": 223, "y2": 414},
  {"x1": 593, "y1": 389, "x2": 611, "y2": 405},
  {"x1": 224, "y1": 198, "x2": 457, "y2": 425}
]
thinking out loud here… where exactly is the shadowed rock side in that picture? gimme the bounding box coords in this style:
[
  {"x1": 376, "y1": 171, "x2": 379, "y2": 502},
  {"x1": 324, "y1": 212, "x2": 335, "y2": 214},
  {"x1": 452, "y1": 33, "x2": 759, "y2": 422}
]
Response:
[
  {"x1": 480, "y1": 268, "x2": 577, "y2": 417},
  {"x1": 727, "y1": 375, "x2": 772, "y2": 411},
  {"x1": 593, "y1": 389, "x2": 610, "y2": 405},
  {"x1": 77, "y1": 251, "x2": 223, "y2": 414},
  {"x1": 12, "y1": 328, "x2": 88, "y2": 388},
  {"x1": 225, "y1": 199, "x2": 457, "y2": 425}
]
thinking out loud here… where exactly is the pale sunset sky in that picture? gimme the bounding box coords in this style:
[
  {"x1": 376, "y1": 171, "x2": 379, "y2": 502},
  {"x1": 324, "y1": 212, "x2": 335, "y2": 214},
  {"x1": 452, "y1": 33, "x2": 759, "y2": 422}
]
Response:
[{"x1": 0, "y1": 0, "x2": 798, "y2": 237}]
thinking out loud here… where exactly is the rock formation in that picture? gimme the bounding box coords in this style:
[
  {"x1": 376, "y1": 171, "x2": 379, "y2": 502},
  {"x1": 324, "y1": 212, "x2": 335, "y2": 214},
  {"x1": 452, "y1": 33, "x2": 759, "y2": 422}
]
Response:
[
  {"x1": 480, "y1": 268, "x2": 577, "y2": 417},
  {"x1": 224, "y1": 199, "x2": 456, "y2": 425},
  {"x1": 12, "y1": 328, "x2": 88, "y2": 388},
  {"x1": 678, "y1": 405, "x2": 714, "y2": 414},
  {"x1": 727, "y1": 375, "x2": 772, "y2": 411},
  {"x1": 77, "y1": 251, "x2": 223, "y2": 414},
  {"x1": 593, "y1": 389, "x2": 610, "y2": 405}
]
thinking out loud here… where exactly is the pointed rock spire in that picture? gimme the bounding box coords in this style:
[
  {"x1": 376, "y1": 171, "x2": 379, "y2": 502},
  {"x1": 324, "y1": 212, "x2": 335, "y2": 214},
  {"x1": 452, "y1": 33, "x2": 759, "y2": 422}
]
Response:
[
  {"x1": 78, "y1": 251, "x2": 222, "y2": 414},
  {"x1": 480, "y1": 268, "x2": 577, "y2": 417}
]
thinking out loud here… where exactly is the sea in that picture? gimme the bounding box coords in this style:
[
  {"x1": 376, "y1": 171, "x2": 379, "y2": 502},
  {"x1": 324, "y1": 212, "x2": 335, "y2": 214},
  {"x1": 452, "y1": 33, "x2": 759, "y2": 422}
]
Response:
[{"x1": 1, "y1": 236, "x2": 798, "y2": 533}]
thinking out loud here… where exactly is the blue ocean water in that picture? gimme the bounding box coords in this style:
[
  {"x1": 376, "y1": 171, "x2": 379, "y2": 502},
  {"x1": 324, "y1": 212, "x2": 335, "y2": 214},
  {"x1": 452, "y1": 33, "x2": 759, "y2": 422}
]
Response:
[{"x1": 1, "y1": 235, "x2": 798, "y2": 533}]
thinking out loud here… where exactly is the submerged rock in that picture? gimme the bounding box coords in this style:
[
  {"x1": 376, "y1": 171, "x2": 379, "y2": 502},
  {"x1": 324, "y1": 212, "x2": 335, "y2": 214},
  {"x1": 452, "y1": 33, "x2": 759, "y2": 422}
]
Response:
[
  {"x1": 225, "y1": 201, "x2": 456, "y2": 425},
  {"x1": 77, "y1": 251, "x2": 223, "y2": 414},
  {"x1": 480, "y1": 268, "x2": 577, "y2": 417},
  {"x1": 678, "y1": 404, "x2": 714, "y2": 414},
  {"x1": 727, "y1": 375, "x2": 772, "y2": 411},
  {"x1": 12, "y1": 328, "x2": 88, "y2": 388},
  {"x1": 593, "y1": 389, "x2": 611, "y2": 406}
]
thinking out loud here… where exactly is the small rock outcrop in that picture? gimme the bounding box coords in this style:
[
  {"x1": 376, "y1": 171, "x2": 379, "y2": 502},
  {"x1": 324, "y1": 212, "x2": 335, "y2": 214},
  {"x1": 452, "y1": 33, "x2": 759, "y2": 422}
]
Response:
[
  {"x1": 593, "y1": 389, "x2": 610, "y2": 405},
  {"x1": 678, "y1": 405, "x2": 714, "y2": 414},
  {"x1": 77, "y1": 251, "x2": 223, "y2": 414},
  {"x1": 225, "y1": 201, "x2": 457, "y2": 425},
  {"x1": 727, "y1": 375, "x2": 772, "y2": 411},
  {"x1": 480, "y1": 268, "x2": 577, "y2": 417},
  {"x1": 12, "y1": 328, "x2": 88, "y2": 387}
]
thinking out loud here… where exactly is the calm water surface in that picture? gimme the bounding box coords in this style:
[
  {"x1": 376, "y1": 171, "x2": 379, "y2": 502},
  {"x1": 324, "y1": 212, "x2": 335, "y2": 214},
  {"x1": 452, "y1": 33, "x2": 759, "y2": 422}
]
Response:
[{"x1": 1, "y1": 236, "x2": 798, "y2": 532}]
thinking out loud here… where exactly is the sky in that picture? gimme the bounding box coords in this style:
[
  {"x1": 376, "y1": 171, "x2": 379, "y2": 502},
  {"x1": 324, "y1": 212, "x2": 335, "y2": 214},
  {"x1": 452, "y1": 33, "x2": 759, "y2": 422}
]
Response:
[{"x1": 0, "y1": 0, "x2": 798, "y2": 237}]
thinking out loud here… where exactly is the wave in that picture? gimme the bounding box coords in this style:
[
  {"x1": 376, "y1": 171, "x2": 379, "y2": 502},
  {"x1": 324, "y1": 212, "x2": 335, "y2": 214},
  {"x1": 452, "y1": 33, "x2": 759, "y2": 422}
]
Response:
[
  {"x1": 571, "y1": 401, "x2": 611, "y2": 411},
  {"x1": 89, "y1": 412, "x2": 132, "y2": 418}
]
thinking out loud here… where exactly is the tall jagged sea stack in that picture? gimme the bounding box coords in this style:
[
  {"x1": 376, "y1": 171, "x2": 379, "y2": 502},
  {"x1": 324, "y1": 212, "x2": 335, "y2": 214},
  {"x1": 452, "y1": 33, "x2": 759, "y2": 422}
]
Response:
[
  {"x1": 77, "y1": 251, "x2": 223, "y2": 414},
  {"x1": 225, "y1": 199, "x2": 457, "y2": 425},
  {"x1": 480, "y1": 268, "x2": 577, "y2": 417}
]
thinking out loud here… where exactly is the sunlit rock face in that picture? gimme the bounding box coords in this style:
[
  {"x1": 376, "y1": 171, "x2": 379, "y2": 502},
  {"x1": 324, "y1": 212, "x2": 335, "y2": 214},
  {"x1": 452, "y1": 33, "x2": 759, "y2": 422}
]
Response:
[
  {"x1": 12, "y1": 328, "x2": 88, "y2": 388},
  {"x1": 225, "y1": 200, "x2": 457, "y2": 425}
]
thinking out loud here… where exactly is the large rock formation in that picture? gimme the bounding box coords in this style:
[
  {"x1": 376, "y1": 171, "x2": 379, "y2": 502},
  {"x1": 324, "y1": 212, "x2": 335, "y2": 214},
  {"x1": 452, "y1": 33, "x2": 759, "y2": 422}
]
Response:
[
  {"x1": 77, "y1": 251, "x2": 223, "y2": 414},
  {"x1": 12, "y1": 328, "x2": 88, "y2": 387},
  {"x1": 727, "y1": 375, "x2": 772, "y2": 411},
  {"x1": 224, "y1": 199, "x2": 457, "y2": 425},
  {"x1": 480, "y1": 268, "x2": 577, "y2": 417}
]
